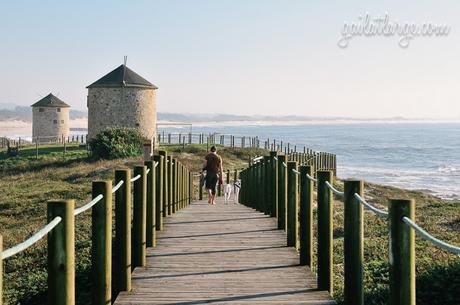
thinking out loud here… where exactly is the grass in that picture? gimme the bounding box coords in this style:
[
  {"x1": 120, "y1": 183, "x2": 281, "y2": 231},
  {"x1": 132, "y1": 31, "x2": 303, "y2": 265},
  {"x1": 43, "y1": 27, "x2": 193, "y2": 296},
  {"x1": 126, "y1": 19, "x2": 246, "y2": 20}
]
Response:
[{"x1": 0, "y1": 143, "x2": 459, "y2": 304}]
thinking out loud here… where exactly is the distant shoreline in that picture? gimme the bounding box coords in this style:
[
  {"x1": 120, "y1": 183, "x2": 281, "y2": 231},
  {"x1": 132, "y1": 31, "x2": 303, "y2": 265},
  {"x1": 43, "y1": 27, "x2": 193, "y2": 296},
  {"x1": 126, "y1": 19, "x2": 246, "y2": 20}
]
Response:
[{"x1": 2, "y1": 117, "x2": 460, "y2": 138}]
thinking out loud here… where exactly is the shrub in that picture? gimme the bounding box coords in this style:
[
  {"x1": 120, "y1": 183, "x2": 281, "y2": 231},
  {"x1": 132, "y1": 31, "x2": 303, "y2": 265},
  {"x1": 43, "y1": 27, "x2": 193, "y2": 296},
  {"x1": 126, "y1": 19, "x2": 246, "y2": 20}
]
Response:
[{"x1": 89, "y1": 127, "x2": 145, "y2": 159}]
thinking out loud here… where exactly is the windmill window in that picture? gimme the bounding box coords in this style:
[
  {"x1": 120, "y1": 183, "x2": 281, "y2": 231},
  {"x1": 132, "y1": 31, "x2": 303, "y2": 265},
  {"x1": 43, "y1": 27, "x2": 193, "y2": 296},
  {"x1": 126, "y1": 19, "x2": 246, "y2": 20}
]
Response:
[
  {"x1": 61, "y1": 120, "x2": 64, "y2": 124},
  {"x1": 57, "y1": 108, "x2": 61, "y2": 112},
  {"x1": 53, "y1": 120, "x2": 57, "y2": 124},
  {"x1": 39, "y1": 108, "x2": 44, "y2": 112}
]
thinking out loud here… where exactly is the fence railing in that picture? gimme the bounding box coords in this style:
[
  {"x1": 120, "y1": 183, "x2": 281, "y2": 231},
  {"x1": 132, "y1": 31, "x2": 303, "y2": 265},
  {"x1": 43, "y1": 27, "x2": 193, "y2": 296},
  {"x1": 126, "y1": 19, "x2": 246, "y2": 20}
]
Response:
[
  {"x1": 239, "y1": 152, "x2": 460, "y2": 305},
  {"x1": 0, "y1": 150, "x2": 192, "y2": 305}
]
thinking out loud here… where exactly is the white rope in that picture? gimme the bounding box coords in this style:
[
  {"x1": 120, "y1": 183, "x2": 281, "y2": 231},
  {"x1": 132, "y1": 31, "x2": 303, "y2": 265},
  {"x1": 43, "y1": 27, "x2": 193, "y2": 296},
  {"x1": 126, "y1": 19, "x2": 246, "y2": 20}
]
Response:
[
  {"x1": 111, "y1": 180, "x2": 124, "y2": 193},
  {"x1": 354, "y1": 193, "x2": 388, "y2": 217},
  {"x1": 292, "y1": 169, "x2": 300, "y2": 175},
  {"x1": 402, "y1": 217, "x2": 460, "y2": 255},
  {"x1": 282, "y1": 162, "x2": 287, "y2": 168},
  {"x1": 130, "y1": 174, "x2": 141, "y2": 182},
  {"x1": 306, "y1": 173, "x2": 317, "y2": 182},
  {"x1": 2, "y1": 217, "x2": 62, "y2": 260},
  {"x1": 273, "y1": 156, "x2": 278, "y2": 161},
  {"x1": 154, "y1": 161, "x2": 159, "y2": 168},
  {"x1": 325, "y1": 181, "x2": 344, "y2": 197},
  {"x1": 253, "y1": 156, "x2": 263, "y2": 162},
  {"x1": 74, "y1": 194, "x2": 104, "y2": 216},
  {"x1": 146, "y1": 168, "x2": 151, "y2": 174}
]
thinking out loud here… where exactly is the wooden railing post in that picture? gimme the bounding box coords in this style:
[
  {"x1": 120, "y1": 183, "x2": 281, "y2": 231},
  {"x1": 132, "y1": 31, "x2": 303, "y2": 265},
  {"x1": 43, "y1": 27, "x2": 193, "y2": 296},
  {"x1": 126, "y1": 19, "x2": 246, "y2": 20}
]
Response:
[
  {"x1": 0, "y1": 235, "x2": 3, "y2": 305},
  {"x1": 153, "y1": 156, "x2": 164, "y2": 231},
  {"x1": 172, "y1": 158, "x2": 177, "y2": 213},
  {"x1": 158, "y1": 151, "x2": 168, "y2": 217},
  {"x1": 344, "y1": 180, "x2": 364, "y2": 305},
  {"x1": 133, "y1": 166, "x2": 147, "y2": 268},
  {"x1": 261, "y1": 157, "x2": 268, "y2": 214},
  {"x1": 286, "y1": 161, "x2": 298, "y2": 247},
  {"x1": 317, "y1": 170, "x2": 333, "y2": 295},
  {"x1": 145, "y1": 161, "x2": 156, "y2": 247},
  {"x1": 277, "y1": 155, "x2": 287, "y2": 230},
  {"x1": 47, "y1": 199, "x2": 75, "y2": 305},
  {"x1": 91, "y1": 181, "x2": 112, "y2": 305},
  {"x1": 199, "y1": 172, "x2": 203, "y2": 200},
  {"x1": 299, "y1": 165, "x2": 313, "y2": 266},
  {"x1": 189, "y1": 171, "x2": 193, "y2": 204},
  {"x1": 114, "y1": 169, "x2": 131, "y2": 292},
  {"x1": 389, "y1": 199, "x2": 415, "y2": 305},
  {"x1": 167, "y1": 157, "x2": 173, "y2": 215},
  {"x1": 270, "y1": 151, "x2": 278, "y2": 218}
]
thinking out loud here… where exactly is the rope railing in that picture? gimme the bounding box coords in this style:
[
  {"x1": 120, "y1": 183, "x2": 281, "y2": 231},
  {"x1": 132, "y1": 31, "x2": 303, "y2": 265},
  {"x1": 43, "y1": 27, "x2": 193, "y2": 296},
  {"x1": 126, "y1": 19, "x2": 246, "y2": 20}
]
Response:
[
  {"x1": 154, "y1": 161, "x2": 159, "y2": 167},
  {"x1": 325, "y1": 181, "x2": 344, "y2": 197},
  {"x1": 402, "y1": 217, "x2": 460, "y2": 255},
  {"x1": 253, "y1": 156, "x2": 263, "y2": 162},
  {"x1": 130, "y1": 174, "x2": 141, "y2": 182},
  {"x1": 292, "y1": 169, "x2": 300, "y2": 175},
  {"x1": 306, "y1": 173, "x2": 317, "y2": 182},
  {"x1": 146, "y1": 168, "x2": 150, "y2": 174},
  {"x1": 2, "y1": 217, "x2": 62, "y2": 260},
  {"x1": 354, "y1": 193, "x2": 389, "y2": 217},
  {"x1": 74, "y1": 194, "x2": 104, "y2": 216},
  {"x1": 282, "y1": 162, "x2": 287, "y2": 168},
  {"x1": 111, "y1": 180, "x2": 124, "y2": 194}
]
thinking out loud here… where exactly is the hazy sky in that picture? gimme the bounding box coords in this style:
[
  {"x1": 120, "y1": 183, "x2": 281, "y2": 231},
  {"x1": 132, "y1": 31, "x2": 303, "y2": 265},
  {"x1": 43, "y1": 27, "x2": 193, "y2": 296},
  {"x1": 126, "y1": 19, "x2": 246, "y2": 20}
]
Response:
[{"x1": 1, "y1": 0, "x2": 459, "y2": 118}]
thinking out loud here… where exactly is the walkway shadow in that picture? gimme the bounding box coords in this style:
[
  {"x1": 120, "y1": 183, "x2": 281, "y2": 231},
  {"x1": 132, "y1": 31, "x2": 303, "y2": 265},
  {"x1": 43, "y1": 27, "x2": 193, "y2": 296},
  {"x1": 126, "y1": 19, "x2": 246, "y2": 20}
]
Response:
[
  {"x1": 148, "y1": 245, "x2": 287, "y2": 258},
  {"x1": 169, "y1": 289, "x2": 325, "y2": 305},
  {"x1": 133, "y1": 264, "x2": 301, "y2": 280},
  {"x1": 168, "y1": 216, "x2": 269, "y2": 225},
  {"x1": 157, "y1": 228, "x2": 278, "y2": 240}
]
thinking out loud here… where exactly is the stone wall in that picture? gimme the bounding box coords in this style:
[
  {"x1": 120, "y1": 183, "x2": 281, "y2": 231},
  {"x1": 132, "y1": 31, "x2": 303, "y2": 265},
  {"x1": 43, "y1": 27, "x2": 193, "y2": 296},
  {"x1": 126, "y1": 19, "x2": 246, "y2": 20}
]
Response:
[
  {"x1": 32, "y1": 106, "x2": 70, "y2": 140},
  {"x1": 87, "y1": 87, "x2": 156, "y2": 139}
]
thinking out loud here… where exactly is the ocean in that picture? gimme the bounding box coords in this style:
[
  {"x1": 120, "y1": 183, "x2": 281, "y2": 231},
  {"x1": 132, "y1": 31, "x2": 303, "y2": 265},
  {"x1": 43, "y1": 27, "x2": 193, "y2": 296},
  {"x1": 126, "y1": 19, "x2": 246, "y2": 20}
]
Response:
[{"x1": 159, "y1": 122, "x2": 460, "y2": 200}]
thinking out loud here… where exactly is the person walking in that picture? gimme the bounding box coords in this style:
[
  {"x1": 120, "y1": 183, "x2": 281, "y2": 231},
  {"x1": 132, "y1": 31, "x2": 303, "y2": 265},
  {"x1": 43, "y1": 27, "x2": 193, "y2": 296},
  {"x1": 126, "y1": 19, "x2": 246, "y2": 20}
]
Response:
[{"x1": 202, "y1": 146, "x2": 223, "y2": 205}]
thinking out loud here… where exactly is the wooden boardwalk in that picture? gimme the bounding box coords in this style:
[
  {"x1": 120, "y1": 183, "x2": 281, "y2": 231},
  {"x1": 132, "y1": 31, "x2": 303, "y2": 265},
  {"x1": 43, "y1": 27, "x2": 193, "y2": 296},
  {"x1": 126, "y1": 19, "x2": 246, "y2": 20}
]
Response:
[{"x1": 114, "y1": 199, "x2": 336, "y2": 305}]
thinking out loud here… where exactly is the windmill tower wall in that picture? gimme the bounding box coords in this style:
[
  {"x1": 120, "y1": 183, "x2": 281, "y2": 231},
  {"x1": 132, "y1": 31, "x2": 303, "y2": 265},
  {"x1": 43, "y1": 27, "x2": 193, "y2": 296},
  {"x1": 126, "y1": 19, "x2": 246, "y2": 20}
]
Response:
[
  {"x1": 87, "y1": 87, "x2": 156, "y2": 139},
  {"x1": 32, "y1": 107, "x2": 70, "y2": 140},
  {"x1": 31, "y1": 94, "x2": 71, "y2": 141}
]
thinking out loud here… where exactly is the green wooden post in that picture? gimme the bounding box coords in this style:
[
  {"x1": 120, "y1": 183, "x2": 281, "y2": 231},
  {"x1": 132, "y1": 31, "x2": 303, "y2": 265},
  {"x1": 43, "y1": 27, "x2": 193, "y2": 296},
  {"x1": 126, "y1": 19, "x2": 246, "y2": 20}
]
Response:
[
  {"x1": 226, "y1": 169, "x2": 230, "y2": 185},
  {"x1": 114, "y1": 169, "x2": 131, "y2": 292},
  {"x1": 145, "y1": 161, "x2": 156, "y2": 247},
  {"x1": 167, "y1": 156, "x2": 173, "y2": 215},
  {"x1": 299, "y1": 165, "x2": 313, "y2": 266},
  {"x1": 263, "y1": 156, "x2": 271, "y2": 214},
  {"x1": 132, "y1": 166, "x2": 147, "y2": 268},
  {"x1": 317, "y1": 170, "x2": 334, "y2": 294},
  {"x1": 199, "y1": 172, "x2": 203, "y2": 200},
  {"x1": 47, "y1": 199, "x2": 75, "y2": 305},
  {"x1": 278, "y1": 155, "x2": 287, "y2": 230},
  {"x1": 389, "y1": 199, "x2": 415, "y2": 305},
  {"x1": 286, "y1": 161, "x2": 298, "y2": 247},
  {"x1": 91, "y1": 181, "x2": 112, "y2": 305},
  {"x1": 172, "y1": 158, "x2": 177, "y2": 213},
  {"x1": 0, "y1": 235, "x2": 3, "y2": 305},
  {"x1": 270, "y1": 151, "x2": 278, "y2": 217},
  {"x1": 158, "y1": 151, "x2": 168, "y2": 217},
  {"x1": 153, "y1": 156, "x2": 164, "y2": 231},
  {"x1": 344, "y1": 180, "x2": 364, "y2": 305},
  {"x1": 189, "y1": 171, "x2": 193, "y2": 204}
]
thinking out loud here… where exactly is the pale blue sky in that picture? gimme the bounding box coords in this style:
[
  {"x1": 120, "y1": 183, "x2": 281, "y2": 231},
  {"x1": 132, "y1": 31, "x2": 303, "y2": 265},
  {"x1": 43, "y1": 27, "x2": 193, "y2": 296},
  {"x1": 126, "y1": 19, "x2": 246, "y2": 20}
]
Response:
[{"x1": 1, "y1": 0, "x2": 459, "y2": 118}]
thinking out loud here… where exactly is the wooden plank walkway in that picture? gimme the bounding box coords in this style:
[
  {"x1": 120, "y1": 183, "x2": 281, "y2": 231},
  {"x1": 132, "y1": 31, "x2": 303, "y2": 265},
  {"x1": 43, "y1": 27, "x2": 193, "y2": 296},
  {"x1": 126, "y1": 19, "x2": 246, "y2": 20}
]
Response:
[{"x1": 114, "y1": 199, "x2": 336, "y2": 305}]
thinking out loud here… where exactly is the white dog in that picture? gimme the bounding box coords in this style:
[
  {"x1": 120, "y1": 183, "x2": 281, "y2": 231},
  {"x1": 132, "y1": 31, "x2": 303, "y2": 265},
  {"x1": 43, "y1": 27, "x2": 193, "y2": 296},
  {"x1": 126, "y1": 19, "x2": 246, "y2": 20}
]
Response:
[{"x1": 224, "y1": 179, "x2": 241, "y2": 204}]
